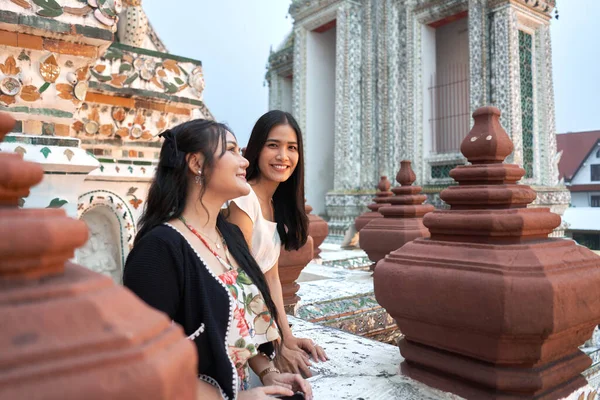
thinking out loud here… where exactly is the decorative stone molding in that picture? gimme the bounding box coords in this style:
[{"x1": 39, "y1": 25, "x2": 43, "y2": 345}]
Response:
[
  {"x1": 87, "y1": 158, "x2": 157, "y2": 181},
  {"x1": 489, "y1": 0, "x2": 556, "y2": 16},
  {"x1": 290, "y1": 0, "x2": 346, "y2": 23},
  {"x1": 468, "y1": 0, "x2": 489, "y2": 114},
  {"x1": 267, "y1": 44, "x2": 294, "y2": 78},
  {"x1": 333, "y1": 2, "x2": 362, "y2": 191},
  {"x1": 412, "y1": 0, "x2": 468, "y2": 25},
  {"x1": 77, "y1": 189, "x2": 137, "y2": 263},
  {"x1": 90, "y1": 43, "x2": 205, "y2": 101},
  {"x1": 0, "y1": 134, "x2": 99, "y2": 218}
]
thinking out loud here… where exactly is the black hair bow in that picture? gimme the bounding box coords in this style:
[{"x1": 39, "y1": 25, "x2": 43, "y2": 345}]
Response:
[{"x1": 159, "y1": 129, "x2": 185, "y2": 168}]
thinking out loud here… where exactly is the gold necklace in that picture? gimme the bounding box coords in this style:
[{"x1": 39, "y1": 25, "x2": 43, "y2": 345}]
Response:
[{"x1": 179, "y1": 215, "x2": 225, "y2": 250}]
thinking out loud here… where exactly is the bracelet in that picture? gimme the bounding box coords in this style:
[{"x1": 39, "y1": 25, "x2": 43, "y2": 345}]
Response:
[{"x1": 258, "y1": 366, "x2": 280, "y2": 382}]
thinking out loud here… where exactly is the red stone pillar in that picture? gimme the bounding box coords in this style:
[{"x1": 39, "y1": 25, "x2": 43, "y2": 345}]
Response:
[
  {"x1": 0, "y1": 113, "x2": 198, "y2": 399},
  {"x1": 279, "y1": 236, "x2": 314, "y2": 313},
  {"x1": 306, "y1": 202, "x2": 328, "y2": 257},
  {"x1": 360, "y1": 162, "x2": 433, "y2": 269},
  {"x1": 355, "y1": 176, "x2": 393, "y2": 232},
  {"x1": 374, "y1": 107, "x2": 600, "y2": 399}
]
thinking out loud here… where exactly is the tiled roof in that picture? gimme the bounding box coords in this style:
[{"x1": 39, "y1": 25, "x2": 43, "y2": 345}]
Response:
[{"x1": 556, "y1": 130, "x2": 600, "y2": 182}]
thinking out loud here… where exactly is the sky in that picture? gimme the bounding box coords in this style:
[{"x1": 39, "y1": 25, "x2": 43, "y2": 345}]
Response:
[{"x1": 144, "y1": 1, "x2": 599, "y2": 145}]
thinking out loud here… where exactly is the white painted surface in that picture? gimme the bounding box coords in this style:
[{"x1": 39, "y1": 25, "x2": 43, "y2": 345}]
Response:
[
  {"x1": 563, "y1": 207, "x2": 600, "y2": 231},
  {"x1": 571, "y1": 191, "x2": 600, "y2": 208},
  {"x1": 571, "y1": 143, "x2": 600, "y2": 185},
  {"x1": 422, "y1": 24, "x2": 436, "y2": 157},
  {"x1": 305, "y1": 27, "x2": 336, "y2": 216}
]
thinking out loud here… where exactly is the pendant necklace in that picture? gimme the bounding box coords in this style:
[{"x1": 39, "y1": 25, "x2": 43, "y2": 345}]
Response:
[{"x1": 179, "y1": 216, "x2": 234, "y2": 271}]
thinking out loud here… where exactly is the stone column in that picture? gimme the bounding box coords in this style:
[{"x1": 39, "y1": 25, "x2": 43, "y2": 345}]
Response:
[
  {"x1": 468, "y1": 0, "x2": 489, "y2": 114},
  {"x1": 267, "y1": 71, "x2": 282, "y2": 111},
  {"x1": 536, "y1": 23, "x2": 560, "y2": 187},
  {"x1": 489, "y1": 3, "x2": 523, "y2": 166},
  {"x1": 333, "y1": 2, "x2": 362, "y2": 191},
  {"x1": 292, "y1": 27, "x2": 307, "y2": 135}
]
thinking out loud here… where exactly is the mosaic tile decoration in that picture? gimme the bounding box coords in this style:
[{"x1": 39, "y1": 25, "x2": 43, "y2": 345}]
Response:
[{"x1": 519, "y1": 30, "x2": 534, "y2": 179}]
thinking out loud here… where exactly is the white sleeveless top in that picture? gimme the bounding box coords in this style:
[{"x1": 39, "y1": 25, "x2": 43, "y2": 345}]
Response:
[{"x1": 230, "y1": 189, "x2": 281, "y2": 273}]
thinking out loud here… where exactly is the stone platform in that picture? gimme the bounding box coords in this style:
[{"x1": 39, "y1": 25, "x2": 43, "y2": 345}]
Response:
[
  {"x1": 285, "y1": 317, "x2": 599, "y2": 400},
  {"x1": 295, "y1": 244, "x2": 400, "y2": 344}
]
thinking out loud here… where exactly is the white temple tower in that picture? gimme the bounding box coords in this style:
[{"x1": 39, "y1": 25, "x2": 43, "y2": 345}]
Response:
[{"x1": 267, "y1": 0, "x2": 569, "y2": 241}]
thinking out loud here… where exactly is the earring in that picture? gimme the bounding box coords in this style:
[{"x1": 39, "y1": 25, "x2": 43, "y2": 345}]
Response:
[{"x1": 195, "y1": 170, "x2": 202, "y2": 185}]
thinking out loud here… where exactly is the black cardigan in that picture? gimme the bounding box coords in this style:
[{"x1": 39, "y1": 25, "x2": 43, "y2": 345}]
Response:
[{"x1": 123, "y1": 224, "x2": 275, "y2": 400}]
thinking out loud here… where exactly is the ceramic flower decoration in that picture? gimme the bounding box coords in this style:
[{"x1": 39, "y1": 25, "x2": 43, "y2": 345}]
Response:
[
  {"x1": 39, "y1": 54, "x2": 60, "y2": 83},
  {"x1": 88, "y1": 0, "x2": 122, "y2": 26}
]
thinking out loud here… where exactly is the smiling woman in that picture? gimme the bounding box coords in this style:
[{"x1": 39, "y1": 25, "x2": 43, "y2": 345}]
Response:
[{"x1": 227, "y1": 110, "x2": 329, "y2": 379}]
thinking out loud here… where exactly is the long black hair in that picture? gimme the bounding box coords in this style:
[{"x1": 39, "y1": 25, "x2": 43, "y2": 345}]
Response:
[
  {"x1": 135, "y1": 119, "x2": 282, "y2": 340},
  {"x1": 244, "y1": 110, "x2": 309, "y2": 251}
]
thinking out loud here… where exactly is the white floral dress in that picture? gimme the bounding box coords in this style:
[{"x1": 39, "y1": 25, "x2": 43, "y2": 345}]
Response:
[{"x1": 218, "y1": 268, "x2": 279, "y2": 390}]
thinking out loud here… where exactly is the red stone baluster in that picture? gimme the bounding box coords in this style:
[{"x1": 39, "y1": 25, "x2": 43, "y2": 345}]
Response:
[
  {"x1": 360, "y1": 162, "x2": 433, "y2": 269},
  {"x1": 305, "y1": 201, "x2": 328, "y2": 257},
  {"x1": 374, "y1": 107, "x2": 600, "y2": 399},
  {"x1": 355, "y1": 176, "x2": 393, "y2": 232},
  {"x1": 0, "y1": 112, "x2": 198, "y2": 399}
]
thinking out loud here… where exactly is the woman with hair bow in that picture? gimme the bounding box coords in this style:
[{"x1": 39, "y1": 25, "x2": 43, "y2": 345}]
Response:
[{"x1": 123, "y1": 119, "x2": 312, "y2": 400}]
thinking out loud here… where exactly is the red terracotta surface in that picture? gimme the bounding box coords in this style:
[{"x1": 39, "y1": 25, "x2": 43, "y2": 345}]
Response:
[
  {"x1": 0, "y1": 112, "x2": 198, "y2": 399},
  {"x1": 278, "y1": 236, "x2": 314, "y2": 308},
  {"x1": 374, "y1": 107, "x2": 600, "y2": 399},
  {"x1": 354, "y1": 176, "x2": 393, "y2": 232},
  {"x1": 305, "y1": 203, "x2": 328, "y2": 256},
  {"x1": 360, "y1": 162, "x2": 433, "y2": 269}
]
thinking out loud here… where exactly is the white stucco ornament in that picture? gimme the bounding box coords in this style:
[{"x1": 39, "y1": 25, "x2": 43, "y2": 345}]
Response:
[
  {"x1": 130, "y1": 124, "x2": 143, "y2": 138},
  {"x1": 84, "y1": 121, "x2": 99, "y2": 135},
  {"x1": 74, "y1": 81, "x2": 89, "y2": 101},
  {"x1": 189, "y1": 67, "x2": 205, "y2": 94},
  {"x1": 88, "y1": 0, "x2": 122, "y2": 26},
  {"x1": 116, "y1": 0, "x2": 148, "y2": 48},
  {"x1": 66, "y1": 72, "x2": 78, "y2": 85},
  {"x1": 0, "y1": 77, "x2": 21, "y2": 96}
]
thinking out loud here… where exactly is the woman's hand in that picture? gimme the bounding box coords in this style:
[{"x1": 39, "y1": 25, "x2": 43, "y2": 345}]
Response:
[
  {"x1": 275, "y1": 336, "x2": 328, "y2": 377},
  {"x1": 237, "y1": 386, "x2": 294, "y2": 399},
  {"x1": 294, "y1": 337, "x2": 328, "y2": 363},
  {"x1": 275, "y1": 340, "x2": 312, "y2": 376},
  {"x1": 262, "y1": 372, "x2": 313, "y2": 400}
]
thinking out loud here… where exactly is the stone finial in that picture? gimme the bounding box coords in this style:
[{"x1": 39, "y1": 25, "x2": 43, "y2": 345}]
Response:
[
  {"x1": 374, "y1": 107, "x2": 600, "y2": 399},
  {"x1": 377, "y1": 176, "x2": 391, "y2": 192},
  {"x1": 359, "y1": 160, "x2": 433, "y2": 269},
  {"x1": 305, "y1": 200, "x2": 328, "y2": 257},
  {"x1": 460, "y1": 106, "x2": 513, "y2": 164},
  {"x1": 354, "y1": 176, "x2": 394, "y2": 232},
  {"x1": 396, "y1": 160, "x2": 416, "y2": 186},
  {"x1": 0, "y1": 111, "x2": 199, "y2": 398}
]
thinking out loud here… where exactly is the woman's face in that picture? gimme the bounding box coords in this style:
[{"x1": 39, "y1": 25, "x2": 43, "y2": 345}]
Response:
[
  {"x1": 257, "y1": 124, "x2": 299, "y2": 183},
  {"x1": 206, "y1": 132, "x2": 250, "y2": 200}
]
